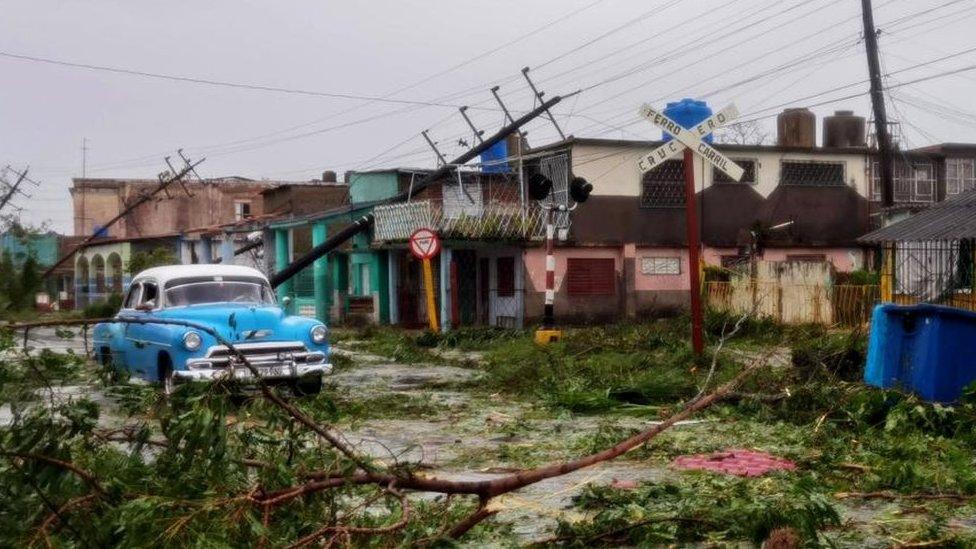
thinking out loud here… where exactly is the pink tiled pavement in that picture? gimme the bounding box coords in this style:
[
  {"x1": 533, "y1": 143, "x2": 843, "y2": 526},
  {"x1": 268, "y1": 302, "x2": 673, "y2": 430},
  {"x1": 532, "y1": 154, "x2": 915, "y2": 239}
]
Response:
[{"x1": 673, "y1": 448, "x2": 796, "y2": 477}]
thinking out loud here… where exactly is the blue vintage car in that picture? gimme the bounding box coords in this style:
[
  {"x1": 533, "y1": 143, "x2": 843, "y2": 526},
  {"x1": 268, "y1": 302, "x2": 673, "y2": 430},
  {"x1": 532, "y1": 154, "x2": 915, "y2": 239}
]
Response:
[{"x1": 93, "y1": 264, "x2": 332, "y2": 395}]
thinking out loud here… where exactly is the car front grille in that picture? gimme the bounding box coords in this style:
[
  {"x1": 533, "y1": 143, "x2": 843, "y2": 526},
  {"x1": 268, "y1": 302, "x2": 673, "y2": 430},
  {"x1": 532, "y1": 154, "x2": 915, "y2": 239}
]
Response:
[{"x1": 192, "y1": 341, "x2": 322, "y2": 368}]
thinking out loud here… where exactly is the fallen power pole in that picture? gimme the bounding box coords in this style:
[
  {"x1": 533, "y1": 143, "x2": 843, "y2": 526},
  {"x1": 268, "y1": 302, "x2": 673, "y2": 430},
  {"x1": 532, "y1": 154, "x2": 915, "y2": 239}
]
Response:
[
  {"x1": 0, "y1": 166, "x2": 32, "y2": 213},
  {"x1": 861, "y1": 0, "x2": 895, "y2": 209},
  {"x1": 269, "y1": 92, "x2": 569, "y2": 289},
  {"x1": 42, "y1": 154, "x2": 205, "y2": 279}
]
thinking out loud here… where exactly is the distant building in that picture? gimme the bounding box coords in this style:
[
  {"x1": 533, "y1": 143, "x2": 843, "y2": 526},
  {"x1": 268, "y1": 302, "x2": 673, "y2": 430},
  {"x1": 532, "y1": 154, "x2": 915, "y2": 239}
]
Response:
[{"x1": 68, "y1": 172, "x2": 349, "y2": 309}]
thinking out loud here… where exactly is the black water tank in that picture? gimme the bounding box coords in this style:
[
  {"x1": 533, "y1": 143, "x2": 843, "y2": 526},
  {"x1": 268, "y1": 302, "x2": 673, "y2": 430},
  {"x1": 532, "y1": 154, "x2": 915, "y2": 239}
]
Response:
[
  {"x1": 823, "y1": 110, "x2": 866, "y2": 148},
  {"x1": 777, "y1": 108, "x2": 816, "y2": 148},
  {"x1": 322, "y1": 170, "x2": 337, "y2": 182}
]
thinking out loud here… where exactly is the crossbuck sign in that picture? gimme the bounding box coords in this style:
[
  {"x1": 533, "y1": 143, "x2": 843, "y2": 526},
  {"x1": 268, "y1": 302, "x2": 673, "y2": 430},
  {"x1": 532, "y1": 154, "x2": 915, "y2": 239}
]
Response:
[{"x1": 637, "y1": 103, "x2": 744, "y2": 182}]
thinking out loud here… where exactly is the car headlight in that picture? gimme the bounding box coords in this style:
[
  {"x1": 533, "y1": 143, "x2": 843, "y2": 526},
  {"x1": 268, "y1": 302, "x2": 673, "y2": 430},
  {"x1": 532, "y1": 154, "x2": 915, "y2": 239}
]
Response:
[
  {"x1": 310, "y1": 324, "x2": 328, "y2": 344},
  {"x1": 183, "y1": 331, "x2": 202, "y2": 351}
]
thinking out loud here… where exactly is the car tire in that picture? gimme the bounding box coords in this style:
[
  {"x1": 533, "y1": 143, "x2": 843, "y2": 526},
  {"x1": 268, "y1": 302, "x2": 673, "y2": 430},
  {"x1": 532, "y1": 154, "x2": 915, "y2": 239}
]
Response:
[
  {"x1": 159, "y1": 354, "x2": 175, "y2": 396},
  {"x1": 292, "y1": 374, "x2": 323, "y2": 396}
]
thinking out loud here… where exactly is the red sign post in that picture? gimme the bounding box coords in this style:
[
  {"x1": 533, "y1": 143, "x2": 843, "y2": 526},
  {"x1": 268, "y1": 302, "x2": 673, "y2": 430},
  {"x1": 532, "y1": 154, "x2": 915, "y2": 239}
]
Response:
[
  {"x1": 637, "y1": 103, "x2": 744, "y2": 356},
  {"x1": 409, "y1": 228, "x2": 442, "y2": 333}
]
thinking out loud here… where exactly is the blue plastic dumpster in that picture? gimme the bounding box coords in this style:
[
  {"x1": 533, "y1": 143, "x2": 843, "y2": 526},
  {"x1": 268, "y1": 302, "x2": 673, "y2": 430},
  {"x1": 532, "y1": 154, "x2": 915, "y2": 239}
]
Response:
[{"x1": 865, "y1": 303, "x2": 976, "y2": 402}]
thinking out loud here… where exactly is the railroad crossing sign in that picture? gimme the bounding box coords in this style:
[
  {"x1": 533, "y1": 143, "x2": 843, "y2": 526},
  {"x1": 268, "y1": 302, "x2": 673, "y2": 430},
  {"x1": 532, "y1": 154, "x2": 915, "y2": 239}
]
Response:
[
  {"x1": 409, "y1": 227, "x2": 441, "y2": 260},
  {"x1": 637, "y1": 103, "x2": 744, "y2": 182}
]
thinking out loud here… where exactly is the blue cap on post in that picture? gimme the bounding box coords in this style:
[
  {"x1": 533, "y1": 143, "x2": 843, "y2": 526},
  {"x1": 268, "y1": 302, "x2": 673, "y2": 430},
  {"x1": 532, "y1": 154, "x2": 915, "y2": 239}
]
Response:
[{"x1": 662, "y1": 98, "x2": 714, "y2": 144}]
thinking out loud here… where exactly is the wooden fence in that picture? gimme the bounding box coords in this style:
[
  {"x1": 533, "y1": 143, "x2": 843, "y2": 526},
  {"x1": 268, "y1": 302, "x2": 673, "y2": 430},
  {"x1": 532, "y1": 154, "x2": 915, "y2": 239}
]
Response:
[{"x1": 705, "y1": 282, "x2": 880, "y2": 327}]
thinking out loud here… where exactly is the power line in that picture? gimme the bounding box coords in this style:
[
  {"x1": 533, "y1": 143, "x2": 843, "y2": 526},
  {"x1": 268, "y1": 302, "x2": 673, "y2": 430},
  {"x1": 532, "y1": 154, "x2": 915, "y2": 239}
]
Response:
[{"x1": 0, "y1": 50, "x2": 484, "y2": 109}]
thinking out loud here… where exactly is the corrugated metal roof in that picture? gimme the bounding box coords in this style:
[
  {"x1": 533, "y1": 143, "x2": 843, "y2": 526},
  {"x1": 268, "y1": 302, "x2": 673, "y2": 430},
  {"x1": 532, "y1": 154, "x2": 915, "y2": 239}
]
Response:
[{"x1": 859, "y1": 190, "x2": 976, "y2": 242}]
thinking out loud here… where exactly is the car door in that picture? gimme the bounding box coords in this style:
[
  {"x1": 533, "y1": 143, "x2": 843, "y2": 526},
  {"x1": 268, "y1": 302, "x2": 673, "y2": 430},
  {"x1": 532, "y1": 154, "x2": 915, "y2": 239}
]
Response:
[
  {"x1": 115, "y1": 282, "x2": 142, "y2": 372},
  {"x1": 123, "y1": 279, "x2": 163, "y2": 380}
]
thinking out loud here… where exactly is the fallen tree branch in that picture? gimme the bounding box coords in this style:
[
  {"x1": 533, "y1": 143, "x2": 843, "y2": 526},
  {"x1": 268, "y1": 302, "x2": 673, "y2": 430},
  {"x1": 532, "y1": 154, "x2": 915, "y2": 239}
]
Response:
[
  {"x1": 266, "y1": 357, "x2": 765, "y2": 505},
  {"x1": 835, "y1": 491, "x2": 976, "y2": 502},
  {"x1": 4, "y1": 452, "x2": 106, "y2": 496},
  {"x1": 3, "y1": 317, "x2": 375, "y2": 473}
]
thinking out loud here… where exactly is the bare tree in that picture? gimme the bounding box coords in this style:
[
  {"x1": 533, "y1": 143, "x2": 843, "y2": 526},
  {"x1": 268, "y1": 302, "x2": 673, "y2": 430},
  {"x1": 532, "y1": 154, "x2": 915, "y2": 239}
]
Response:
[{"x1": 716, "y1": 120, "x2": 770, "y2": 145}]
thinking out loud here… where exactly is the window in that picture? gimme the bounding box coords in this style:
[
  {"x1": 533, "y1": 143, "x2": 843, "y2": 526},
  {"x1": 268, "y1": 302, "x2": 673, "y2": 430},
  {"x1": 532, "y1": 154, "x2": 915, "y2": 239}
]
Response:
[
  {"x1": 141, "y1": 282, "x2": 159, "y2": 308},
  {"x1": 234, "y1": 201, "x2": 252, "y2": 221},
  {"x1": 640, "y1": 160, "x2": 685, "y2": 208},
  {"x1": 780, "y1": 161, "x2": 845, "y2": 186},
  {"x1": 871, "y1": 160, "x2": 937, "y2": 203},
  {"x1": 640, "y1": 256, "x2": 681, "y2": 275},
  {"x1": 123, "y1": 283, "x2": 142, "y2": 309},
  {"x1": 566, "y1": 258, "x2": 615, "y2": 296},
  {"x1": 496, "y1": 257, "x2": 515, "y2": 297},
  {"x1": 165, "y1": 280, "x2": 275, "y2": 307},
  {"x1": 947, "y1": 158, "x2": 976, "y2": 196},
  {"x1": 721, "y1": 255, "x2": 749, "y2": 269},
  {"x1": 786, "y1": 254, "x2": 827, "y2": 263},
  {"x1": 713, "y1": 160, "x2": 757, "y2": 184}
]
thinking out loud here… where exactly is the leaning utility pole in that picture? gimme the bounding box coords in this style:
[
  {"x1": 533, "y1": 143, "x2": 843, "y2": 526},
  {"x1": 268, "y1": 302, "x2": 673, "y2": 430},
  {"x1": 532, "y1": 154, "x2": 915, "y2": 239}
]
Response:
[
  {"x1": 42, "y1": 153, "x2": 205, "y2": 279},
  {"x1": 269, "y1": 92, "x2": 569, "y2": 289},
  {"x1": 862, "y1": 0, "x2": 894, "y2": 209},
  {"x1": 0, "y1": 166, "x2": 29, "y2": 212}
]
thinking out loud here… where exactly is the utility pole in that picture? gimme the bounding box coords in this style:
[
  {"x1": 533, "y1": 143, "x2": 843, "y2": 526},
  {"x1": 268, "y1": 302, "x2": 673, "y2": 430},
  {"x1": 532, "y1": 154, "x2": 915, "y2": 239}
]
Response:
[
  {"x1": 43, "y1": 153, "x2": 204, "y2": 279},
  {"x1": 861, "y1": 0, "x2": 894, "y2": 209},
  {"x1": 0, "y1": 166, "x2": 29, "y2": 212}
]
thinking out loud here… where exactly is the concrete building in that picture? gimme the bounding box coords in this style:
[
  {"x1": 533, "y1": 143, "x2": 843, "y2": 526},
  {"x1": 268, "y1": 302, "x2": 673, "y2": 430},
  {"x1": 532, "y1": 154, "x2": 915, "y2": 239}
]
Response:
[{"x1": 69, "y1": 173, "x2": 348, "y2": 308}]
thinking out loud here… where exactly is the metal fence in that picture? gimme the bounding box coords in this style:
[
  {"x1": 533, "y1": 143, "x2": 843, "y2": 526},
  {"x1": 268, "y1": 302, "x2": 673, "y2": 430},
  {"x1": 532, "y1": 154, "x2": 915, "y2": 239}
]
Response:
[{"x1": 887, "y1": 240, "x2": 975, "y2": 307}]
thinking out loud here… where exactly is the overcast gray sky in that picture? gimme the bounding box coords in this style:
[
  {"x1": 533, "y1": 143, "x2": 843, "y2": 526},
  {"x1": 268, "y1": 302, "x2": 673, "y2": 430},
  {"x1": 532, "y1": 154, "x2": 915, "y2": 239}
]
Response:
[{"x1": 2, "y1": 0, "x2": 974, "y2": 233}]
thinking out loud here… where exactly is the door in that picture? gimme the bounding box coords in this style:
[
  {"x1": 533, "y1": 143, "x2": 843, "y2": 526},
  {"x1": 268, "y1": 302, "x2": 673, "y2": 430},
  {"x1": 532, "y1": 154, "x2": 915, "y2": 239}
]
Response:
[
  {"x1": 478, "y1": 258, "x2": 490, "y2": 325},
  {"x1": 123, "y1": 280, "x2": 161, "y2": 380}
]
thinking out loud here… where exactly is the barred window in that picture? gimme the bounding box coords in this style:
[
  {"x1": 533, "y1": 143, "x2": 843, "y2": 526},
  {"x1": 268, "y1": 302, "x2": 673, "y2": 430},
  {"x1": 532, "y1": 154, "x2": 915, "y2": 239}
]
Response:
[
  {"x1": 641, "y1": 256, "x2": 681, "y2": 275},
  {"x1": 780, "y1": 161, "x2": 845, "y2": 186},
  {"x1": 713, "y1": 160, "x2": 757, "y2": 184},
  {"x1": 786, "y1": 254, "x2": 827, "y2": 263},
  {"x1": 947, "y1": 158, "x2": 976, "y2": 196},
  {"x1": 871, "y1": 160, "x2": 936, "y2": 203},
  {"x1": 640, "y1": 160, "x2": 685, "y2": 208},
  {"x1": 566, "y1": 258, "x2": 615, "y2": 296}
]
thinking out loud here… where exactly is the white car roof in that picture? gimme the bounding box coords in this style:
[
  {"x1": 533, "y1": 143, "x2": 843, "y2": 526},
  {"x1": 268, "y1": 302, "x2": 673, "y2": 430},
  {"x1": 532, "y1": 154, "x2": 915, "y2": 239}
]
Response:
[{"x1": 133, "y1": 264, "x2": 270, "y2": 286}]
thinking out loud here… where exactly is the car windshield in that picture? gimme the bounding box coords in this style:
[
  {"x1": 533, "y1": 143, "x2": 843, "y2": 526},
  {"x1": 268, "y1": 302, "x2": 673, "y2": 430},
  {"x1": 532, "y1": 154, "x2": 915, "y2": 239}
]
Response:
[{"x1": 164, "y1": 278, "x2": 276, "y2": 307}]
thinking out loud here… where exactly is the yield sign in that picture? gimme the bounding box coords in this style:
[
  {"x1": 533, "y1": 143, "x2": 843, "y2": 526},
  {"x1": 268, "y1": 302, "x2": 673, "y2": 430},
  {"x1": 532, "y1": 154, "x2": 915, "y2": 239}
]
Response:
[
  {"x1": 409, "y1": 227, "x2": 441, "y2": 260},
  {"x1": 637, "y1": 103, "x2": 744, "y2": 182}
]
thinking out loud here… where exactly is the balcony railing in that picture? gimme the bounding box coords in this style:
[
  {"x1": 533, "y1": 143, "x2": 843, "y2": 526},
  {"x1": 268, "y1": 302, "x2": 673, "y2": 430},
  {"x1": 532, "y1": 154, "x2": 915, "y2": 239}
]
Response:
[{"x1": 372, "y1": 199, "x2": 546, "y2": 242}]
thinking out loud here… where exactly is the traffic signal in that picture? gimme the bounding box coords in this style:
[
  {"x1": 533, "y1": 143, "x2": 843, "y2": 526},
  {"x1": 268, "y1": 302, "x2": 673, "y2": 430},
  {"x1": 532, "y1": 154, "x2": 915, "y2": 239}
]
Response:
[
  {"x1": 528, "y1": 172, "x2": 553, "y2": 201},
  {"x1": 569, "y1": 176, "x2": 593, "y2": 203}
]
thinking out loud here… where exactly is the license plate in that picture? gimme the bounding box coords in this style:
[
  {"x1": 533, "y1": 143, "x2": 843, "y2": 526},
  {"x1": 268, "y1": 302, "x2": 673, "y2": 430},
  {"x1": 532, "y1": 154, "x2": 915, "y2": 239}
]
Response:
[{"x1": 229, "y1": 365, "x2": 287, "y2": 380}]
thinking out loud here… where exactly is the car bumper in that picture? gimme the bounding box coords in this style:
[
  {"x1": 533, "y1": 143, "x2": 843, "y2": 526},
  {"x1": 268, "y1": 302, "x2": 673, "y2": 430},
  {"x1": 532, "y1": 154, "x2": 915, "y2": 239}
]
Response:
[{"x1": 174, "y1": 361, "x2": 333, "y2": 382}]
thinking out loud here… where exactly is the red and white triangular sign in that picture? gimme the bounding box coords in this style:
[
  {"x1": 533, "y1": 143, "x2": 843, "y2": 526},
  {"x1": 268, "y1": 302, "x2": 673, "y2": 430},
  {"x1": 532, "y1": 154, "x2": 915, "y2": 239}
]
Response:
[{"x1": 409, "y1": 228, "x2": 441, "y2": 260}]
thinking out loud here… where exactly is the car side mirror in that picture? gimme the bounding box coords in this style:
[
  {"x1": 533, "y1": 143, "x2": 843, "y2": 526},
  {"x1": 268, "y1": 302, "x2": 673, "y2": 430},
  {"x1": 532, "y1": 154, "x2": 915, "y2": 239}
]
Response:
[
  {"x1": 282, "y1": 296, "x2": 292, "y2": 308},
  {"x1": 136, "y1": 300, "x2": 155, "y2": 311}
]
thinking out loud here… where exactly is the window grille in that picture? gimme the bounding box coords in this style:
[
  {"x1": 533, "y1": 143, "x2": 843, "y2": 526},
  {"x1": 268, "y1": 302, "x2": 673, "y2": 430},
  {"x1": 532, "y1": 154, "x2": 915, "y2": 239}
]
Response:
[
  {"x1": 947, "y1": 158, "x2": 976, "y2": 196},
  {"x1": 786, "y1": 254, "x2": 827, "y2": 263},
  {"x1": 567, "y1": 258, "x2": 615, "y2": 296},
  {"x1": 871, "y1": 160, "x2": 937, "y2": 203},
  {"x1": 780, "y1": 160, "x2": 845, "y2": 186},
  {"x1": 640, "y1": 256, "x2": 681, "y2": 275},
  {"x1": 713, "y1": 160, "x2": 757, "y2": 184},
  {"x1": 640, "y1": 159, "x2": 685, "y2": 208}
]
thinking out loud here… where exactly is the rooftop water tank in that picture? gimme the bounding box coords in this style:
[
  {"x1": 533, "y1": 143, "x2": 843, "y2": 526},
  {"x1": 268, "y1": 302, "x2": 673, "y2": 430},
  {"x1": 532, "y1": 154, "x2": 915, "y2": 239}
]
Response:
[
  {"x1": 777, "y1": 108, "x2": 816, "y2": 148},
  {"x1": 480, "y1": 138, "x2": 511, "y2": 173},
  {"x1": 662, "y1": 98, "x2": 714, "y2": 143},
  {"x1": 823, "y1": 110, "x2": 866, "y2": 148}
]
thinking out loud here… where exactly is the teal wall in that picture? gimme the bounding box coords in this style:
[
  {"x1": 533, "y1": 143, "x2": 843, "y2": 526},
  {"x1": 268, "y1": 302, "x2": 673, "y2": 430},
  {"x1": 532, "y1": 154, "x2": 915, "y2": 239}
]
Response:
[
  {"x1": 0, "y1": 231, "x2": 58, "y2": 267},
  {"x1": 348, "y1": 172, "x2": 399, "y2": 204}
]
